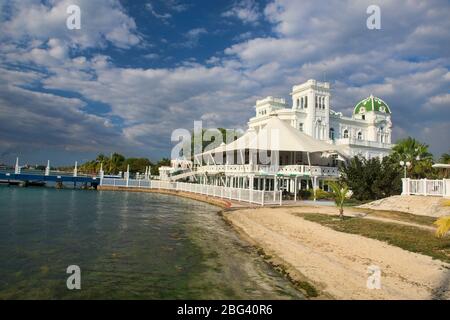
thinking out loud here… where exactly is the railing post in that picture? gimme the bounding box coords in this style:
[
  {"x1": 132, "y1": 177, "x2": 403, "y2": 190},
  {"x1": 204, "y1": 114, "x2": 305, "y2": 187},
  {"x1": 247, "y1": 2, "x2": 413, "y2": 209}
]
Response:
[
  {"x1": 279, "y1": 191, "x2": 282, "y2": 206},
  {"x1": 444, "y1": 179, "x2": 450, "y2": 198},
  {"x1": 423, "y1": 178, "x2": 427, "y2": 196},
  {"x1": 262, "y1": 190, "x2": 265, "y2": 206},
  {"x1": 401, "y1": 178, "x2": 408, "y2": 195}
]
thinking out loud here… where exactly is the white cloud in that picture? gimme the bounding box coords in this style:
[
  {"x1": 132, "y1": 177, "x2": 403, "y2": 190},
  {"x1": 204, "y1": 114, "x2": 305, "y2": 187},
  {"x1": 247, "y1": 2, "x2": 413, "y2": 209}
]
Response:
[
  {"x1": 179, "y1": 28, "x2": 207, "y2": 48},
  {"x1": 0, "y1": 0, "x2": 449, "y2": 161},
  {"x1": 426, "y1": 94, "x2": 450, "y2": 111},
  {"x1": 222, "y1": 0, "x2": 261, "y2": 24},
  {"x1": 1, "y1": 0, "x2": 140, "y2": 50}
]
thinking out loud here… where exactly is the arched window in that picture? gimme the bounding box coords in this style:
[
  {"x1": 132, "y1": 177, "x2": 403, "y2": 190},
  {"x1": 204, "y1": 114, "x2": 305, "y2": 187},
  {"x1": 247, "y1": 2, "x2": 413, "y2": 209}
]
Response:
[
  {"x1": 296, "y1": 98, "x2": 300, "y2": 108},
  {"x1": 301, "y1": 97, "x2": 303, "y2": 108},
  {"x1": 343, "y1": 129, "x2": 349, "y2": 139},
  {"x1": 379, "y1": 127, "x2": 385, "y2": 143},
  {"x1": 304, "y1": 96, "x2": 308, "y2": 108},
  {"x1": 357, "y1": 132, "x2": 362, "y2": 140},
  {"x1": 329, "y1": 128, "x2": 335, "y2": 140}
]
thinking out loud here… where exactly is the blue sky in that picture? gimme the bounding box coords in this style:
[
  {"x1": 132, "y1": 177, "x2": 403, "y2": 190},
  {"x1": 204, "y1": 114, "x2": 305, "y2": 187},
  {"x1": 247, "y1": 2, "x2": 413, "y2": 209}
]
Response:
[{"x1": 0, "y1": 0, "x2": 449, "y2": 165}]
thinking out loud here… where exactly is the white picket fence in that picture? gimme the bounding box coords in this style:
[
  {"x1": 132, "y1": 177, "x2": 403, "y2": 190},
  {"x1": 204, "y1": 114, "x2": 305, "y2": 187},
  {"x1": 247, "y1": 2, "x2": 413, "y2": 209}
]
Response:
[
  {"x1": 100, "y1": 178, "x2": 282, "y2": 206},
  {"x1": 402, "y1": 178, "x2": 450, "y2": 197}
]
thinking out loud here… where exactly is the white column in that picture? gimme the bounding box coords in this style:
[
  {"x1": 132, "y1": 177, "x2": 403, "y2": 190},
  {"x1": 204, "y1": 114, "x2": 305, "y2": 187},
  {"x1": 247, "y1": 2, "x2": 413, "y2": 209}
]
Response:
[
  {"x1": 294, "y1": 176, "x2": 297, "y2": 202},
  {"x1": 313, "y1": 176, "x2": 317, "y2": 201}
]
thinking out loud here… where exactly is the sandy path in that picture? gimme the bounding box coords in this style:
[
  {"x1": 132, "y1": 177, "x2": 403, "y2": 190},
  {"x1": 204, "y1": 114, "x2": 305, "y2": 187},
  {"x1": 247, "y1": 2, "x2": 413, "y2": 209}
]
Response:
[
  {"x1": 360, "y1": 195, "x2": 450, "y2": 217},
  {"x1": 225, "y1": 208, "x2": 450, "y2": 300}
]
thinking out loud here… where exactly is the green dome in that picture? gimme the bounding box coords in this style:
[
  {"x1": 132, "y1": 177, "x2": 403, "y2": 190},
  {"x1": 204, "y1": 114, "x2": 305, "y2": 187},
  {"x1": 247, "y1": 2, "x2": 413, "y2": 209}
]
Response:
[{"x1": 354, "y1": 95, "x2": 391, "y2": 114}]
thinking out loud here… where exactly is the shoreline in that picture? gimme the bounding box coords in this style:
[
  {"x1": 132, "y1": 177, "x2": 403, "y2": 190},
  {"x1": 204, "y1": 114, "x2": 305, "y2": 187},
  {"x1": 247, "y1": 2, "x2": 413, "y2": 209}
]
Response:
[{"x1": 223, "y1": 207, "x2": 450, "y2": 300}]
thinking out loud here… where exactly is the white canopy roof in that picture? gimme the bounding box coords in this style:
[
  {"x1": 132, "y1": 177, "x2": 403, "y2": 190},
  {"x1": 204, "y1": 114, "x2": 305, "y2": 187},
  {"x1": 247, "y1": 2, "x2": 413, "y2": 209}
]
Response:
[
  {"x1": 432, "y1": 163, "x2": 450, "y2": 169},
  {"x1": 199, "y1": 116, "x2": 343, "y2": 155}
]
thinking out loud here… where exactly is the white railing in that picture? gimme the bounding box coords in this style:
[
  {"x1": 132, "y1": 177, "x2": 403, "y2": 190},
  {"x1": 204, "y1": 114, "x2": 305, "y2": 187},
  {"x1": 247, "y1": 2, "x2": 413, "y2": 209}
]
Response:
[
  {"x1": 196, "y1": 164, "x2": 338, "y2": 176},
  {"x1": 332, "y1": 138, "x2": 392, "y2": 149},
  {"x1": 100, "y1": 178, "x2": 282, "y2": 206},
  {"x1": 402, "y1": 178, "x2": 450, "y2": 198}
]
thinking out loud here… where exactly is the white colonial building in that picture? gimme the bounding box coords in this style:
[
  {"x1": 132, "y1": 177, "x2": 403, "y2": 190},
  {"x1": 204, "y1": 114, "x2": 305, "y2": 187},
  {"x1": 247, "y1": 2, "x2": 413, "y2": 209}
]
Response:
[
  {"x1": 249, "y1": 79, "x2": 393, "y2": 159},
  {"x1": 154, "y1": 79, "x2": 394, "y2": 204}
]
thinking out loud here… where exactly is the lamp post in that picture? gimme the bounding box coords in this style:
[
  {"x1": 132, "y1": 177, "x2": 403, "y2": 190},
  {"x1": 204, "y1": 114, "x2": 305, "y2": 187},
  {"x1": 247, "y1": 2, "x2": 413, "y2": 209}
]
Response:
[{"x1": 399, "y1": 160, "x2": 411, "y2": 179}]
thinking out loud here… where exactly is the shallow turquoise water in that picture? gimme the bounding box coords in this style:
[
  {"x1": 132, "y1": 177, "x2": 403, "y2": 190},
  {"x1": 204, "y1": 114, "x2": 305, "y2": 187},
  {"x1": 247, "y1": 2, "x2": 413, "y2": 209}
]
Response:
[{"x1": 0, "y1": 186, "x2": 303, "y2": 299}]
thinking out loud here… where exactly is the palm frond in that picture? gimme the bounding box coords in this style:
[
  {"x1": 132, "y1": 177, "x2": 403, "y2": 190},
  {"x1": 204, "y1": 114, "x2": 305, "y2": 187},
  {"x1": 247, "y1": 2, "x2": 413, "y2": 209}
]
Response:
[{"x1": 434, "y1": 216, "x2": 450, "y2": 238}]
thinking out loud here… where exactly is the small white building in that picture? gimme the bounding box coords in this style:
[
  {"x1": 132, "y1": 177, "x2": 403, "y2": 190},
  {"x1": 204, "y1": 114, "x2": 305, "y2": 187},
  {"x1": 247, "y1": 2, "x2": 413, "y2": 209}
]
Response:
[{"x1": 249, "y1": 79, "x2": 393, "y2": 159}]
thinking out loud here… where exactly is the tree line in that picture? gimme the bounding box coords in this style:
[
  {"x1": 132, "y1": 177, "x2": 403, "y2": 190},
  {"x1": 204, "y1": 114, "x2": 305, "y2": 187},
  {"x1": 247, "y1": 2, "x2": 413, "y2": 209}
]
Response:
[{"x1": 68, "y1": 153, "x2": 170, "y2": 176}]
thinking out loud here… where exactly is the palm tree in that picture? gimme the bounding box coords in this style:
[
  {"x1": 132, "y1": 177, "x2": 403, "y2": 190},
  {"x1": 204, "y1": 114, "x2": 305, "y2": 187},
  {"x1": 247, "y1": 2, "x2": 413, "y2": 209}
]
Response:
[
  {"x1": 95, "y1": 154, "x2": 109, "y2": 173},
  {"x1": 328, "y1": 181, "x2": 352, "y2": 220},
  {"x1": 439, "y1": 152, "x2": 450, "y2": 164},
  {"x1": 392, "y1": 137, "x2": 434, "y2": 178},
  {"x1": 392, "y1": 137, "x2": 433, "y2": 161},
  {"x1": 109, "y1": 153, "x2": 125, "y2": 174},
  {"x1": 435, "y1": 216, "x2": 450, "y2": 238}
]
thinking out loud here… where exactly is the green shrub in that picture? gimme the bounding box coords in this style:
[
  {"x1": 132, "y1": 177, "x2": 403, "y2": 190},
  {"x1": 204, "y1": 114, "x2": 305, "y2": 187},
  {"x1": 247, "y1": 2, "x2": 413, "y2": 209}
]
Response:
[
  {"x1": 310, "y1": 189, "x2": 334, "y2": 200},
  {"x1": 297, "y1": 189, "x2": 312, "y2": 200}
]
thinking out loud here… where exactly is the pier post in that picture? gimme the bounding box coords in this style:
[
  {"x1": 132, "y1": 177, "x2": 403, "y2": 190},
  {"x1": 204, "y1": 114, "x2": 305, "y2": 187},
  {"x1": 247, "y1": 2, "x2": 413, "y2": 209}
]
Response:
[
  {"x1": 99, "y1": 163, "x2": 104, "y2": 184},
  {"x1": 73, "y1": 161, "x2": 78, "y2": 177},
  {"x1": 15, "y1": 157, "x2": 21, "y2": 174},
  {"x1": 45, "y1": 160, "x2": 50, "y2": 176}
]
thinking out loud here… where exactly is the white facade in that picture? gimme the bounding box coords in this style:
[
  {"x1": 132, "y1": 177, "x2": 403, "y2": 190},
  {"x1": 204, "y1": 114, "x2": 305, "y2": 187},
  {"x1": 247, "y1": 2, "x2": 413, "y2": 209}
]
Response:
[{"x1": 249, "y1": 79, "x2": 393, "y2": 159}]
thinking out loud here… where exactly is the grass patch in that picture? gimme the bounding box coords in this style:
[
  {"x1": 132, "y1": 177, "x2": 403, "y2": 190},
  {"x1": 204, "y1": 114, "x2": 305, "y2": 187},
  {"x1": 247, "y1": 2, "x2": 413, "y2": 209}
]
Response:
[
  {"x1": 297, "y1": 213, "x2": 450, "y2": 263},
  {"x1": 442, "y1": 200, "x2": 450, "y2": 207},
  {"x1": 360, "y1": 208, "x2": 437, "y2": 227}
]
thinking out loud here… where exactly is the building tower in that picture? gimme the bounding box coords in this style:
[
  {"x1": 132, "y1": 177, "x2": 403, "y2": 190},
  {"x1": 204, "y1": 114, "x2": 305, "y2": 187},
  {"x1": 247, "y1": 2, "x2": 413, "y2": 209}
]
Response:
[{"x1": 290, "y1": 80, "x2": 331, "y2": 140}]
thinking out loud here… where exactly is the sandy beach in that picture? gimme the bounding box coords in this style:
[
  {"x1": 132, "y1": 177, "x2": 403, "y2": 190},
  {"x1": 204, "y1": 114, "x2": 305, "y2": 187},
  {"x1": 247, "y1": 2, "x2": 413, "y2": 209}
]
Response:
[{"x1": 223, "y1": 207, "x2": 450, "y2": 300}]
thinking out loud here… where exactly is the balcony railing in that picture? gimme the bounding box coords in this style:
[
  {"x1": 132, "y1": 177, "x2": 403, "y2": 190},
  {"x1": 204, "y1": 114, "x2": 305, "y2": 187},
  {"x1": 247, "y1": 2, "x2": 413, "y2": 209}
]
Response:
[
  {"x1": 196, "y1": 164, "x2": 339, "y2": 176},
  {"x1": 332, "y1": 138, "x2": 392, "y2": 149}
]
